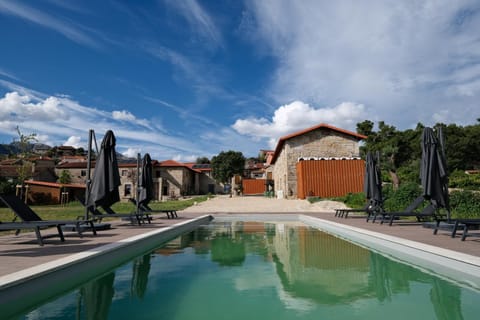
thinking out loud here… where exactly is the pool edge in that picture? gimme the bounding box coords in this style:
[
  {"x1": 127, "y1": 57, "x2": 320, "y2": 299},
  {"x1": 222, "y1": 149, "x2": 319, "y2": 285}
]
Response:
[
  {"x1": 299, "y1": 215, "x2": 480, "y2": 290},
  {"x1": 0, "y1": 214, "x2": 213, "y2": 313}
]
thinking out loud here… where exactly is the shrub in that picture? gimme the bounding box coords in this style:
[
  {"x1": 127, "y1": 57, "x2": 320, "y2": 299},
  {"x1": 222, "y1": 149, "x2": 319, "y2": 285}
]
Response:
[
  {"x1": 449, "y1": 190, "x2": 480, "y2": 218},
  {"x1": 343, "y1": 192, "x2": 367, "y2": 209},
  {"x1": 0, "y1": 178, "x2": 15, "y2": 195},
  {"x1": 383, "y1": 182, "x2": 422, "y2": 212},
  {"x1": 306, "y1": 196, "x2": 319, "y2": 203},
  {"x1": 449, "y1": 170, "x2": 480, "y2": 191},
  {"x1": 396, "y1": 160, "x2": 420, "y2": 185}
]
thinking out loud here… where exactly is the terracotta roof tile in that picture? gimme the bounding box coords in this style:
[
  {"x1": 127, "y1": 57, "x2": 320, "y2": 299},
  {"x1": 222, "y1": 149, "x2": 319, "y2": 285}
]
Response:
[
  {"x1": 160, "y1": 159, "x2": 184, "y2": 167},
  {"x1": 25, "y1": 180, "x2": 85, "y2": 189},
  {"x1": 270, "y1": 123, "x2": 367, "y2": 164}
]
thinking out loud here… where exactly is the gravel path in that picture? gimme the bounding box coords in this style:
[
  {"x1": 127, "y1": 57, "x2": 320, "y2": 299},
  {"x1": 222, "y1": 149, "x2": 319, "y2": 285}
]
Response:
[{"x1": 182, "y1": 195, "x2": 348, "y2": 213}]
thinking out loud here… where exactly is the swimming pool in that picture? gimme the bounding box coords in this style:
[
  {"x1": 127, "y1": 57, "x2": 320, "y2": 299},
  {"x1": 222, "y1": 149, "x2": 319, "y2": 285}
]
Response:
[{"x1": 4, "y1": 216, "x2": 480, "y2": 319}]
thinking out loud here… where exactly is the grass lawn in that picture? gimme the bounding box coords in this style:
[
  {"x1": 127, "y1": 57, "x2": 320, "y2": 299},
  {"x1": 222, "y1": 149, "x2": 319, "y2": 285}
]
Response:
[{"x1": 0, "y1": 195, "x2": 211, "y2": 235}]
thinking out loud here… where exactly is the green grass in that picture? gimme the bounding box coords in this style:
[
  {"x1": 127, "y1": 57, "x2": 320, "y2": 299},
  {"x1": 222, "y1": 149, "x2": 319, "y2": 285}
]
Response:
[{"x1": 0, "y1": 195, "x2": 212, "y2": 235}]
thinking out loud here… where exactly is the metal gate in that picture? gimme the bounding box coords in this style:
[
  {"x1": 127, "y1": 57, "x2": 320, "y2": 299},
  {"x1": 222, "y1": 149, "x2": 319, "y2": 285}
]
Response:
[
  {"x1": 242, "y1": 179, "x2": 267, "y2": 195},
  {"x1": 296, "y1": 159, "x2": 365, "y2": 199}
]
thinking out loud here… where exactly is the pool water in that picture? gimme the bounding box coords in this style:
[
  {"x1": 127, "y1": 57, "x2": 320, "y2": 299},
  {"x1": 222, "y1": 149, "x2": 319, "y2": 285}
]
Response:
[{"x1": 14, "y1": 221, "x2": 480, "y2": 319}]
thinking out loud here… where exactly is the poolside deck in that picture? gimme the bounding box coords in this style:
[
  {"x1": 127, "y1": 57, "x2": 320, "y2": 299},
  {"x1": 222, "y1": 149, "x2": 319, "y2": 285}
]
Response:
[{"x1": 0, "y1": 208, "x2": 478, "y2": 279}]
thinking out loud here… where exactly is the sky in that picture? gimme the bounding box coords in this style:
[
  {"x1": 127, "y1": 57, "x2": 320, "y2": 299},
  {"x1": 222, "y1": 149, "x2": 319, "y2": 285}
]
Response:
[{"x1": 0, "y1": 0, "x2": 479, "y2": 162}]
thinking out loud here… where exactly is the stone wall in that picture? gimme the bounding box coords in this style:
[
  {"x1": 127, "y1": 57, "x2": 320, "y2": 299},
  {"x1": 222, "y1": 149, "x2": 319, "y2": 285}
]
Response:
[
  {"x1": 273, "y1": 128, "x2": 361, "y2": 198},
  {"x1": 55, "y1": 168, "x2": 85, "y2": 184},
  {"x1": 272, "y1": 146, "x2": 288, "y2": 198}
]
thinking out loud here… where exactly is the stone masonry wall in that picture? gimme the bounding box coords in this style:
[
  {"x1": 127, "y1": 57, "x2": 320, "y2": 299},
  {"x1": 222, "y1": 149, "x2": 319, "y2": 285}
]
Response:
[
  {"x1": 273, "y1": 129, "x2": 361, "y2": 198},
  {"x1": 273, "y1": 146, "x2": 288, "y2": 198}
]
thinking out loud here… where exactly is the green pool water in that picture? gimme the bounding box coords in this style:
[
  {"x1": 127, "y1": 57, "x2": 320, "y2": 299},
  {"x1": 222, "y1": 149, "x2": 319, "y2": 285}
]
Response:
[{"x1": 11, "y1": 221, "x2": 480, "y2": 319}]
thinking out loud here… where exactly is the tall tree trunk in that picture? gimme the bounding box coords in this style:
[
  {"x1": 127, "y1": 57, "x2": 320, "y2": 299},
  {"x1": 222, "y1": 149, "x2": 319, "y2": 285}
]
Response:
[{"x1": 389, "y1": 170, "x2": 400, "y2": 190}]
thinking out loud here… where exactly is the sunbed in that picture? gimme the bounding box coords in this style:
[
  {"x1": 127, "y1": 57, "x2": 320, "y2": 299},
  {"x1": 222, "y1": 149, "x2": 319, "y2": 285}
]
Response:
[
  {"x1": 335, "y1": 201, "x2": 379, "y2": 220},
  {"x1": 374, "y1": 196, "x2": 428, "y2": 225},
  {"x1": 0, "y1": 221, "x2": 67, "y2": 246},
  {"x1": 77, "y1": 196, "x2": 151, "y2": 225},
  {"x1": 100, "y1": 205, "x2": 152, "y2": 224},
  {"x1": 129, "y1": 198, "x2": 177, "y2": 219},
  {"x1": 433, "y1": 218, "x2": 480, "y2": 241},
  {"x1": 384, "y1": 203, "x2": 438, "y2": 226},
  {"x1": 335, "y1": 203, "x2": 370, "y2": 218},
  {"x1": 0, "y1": 193, "x2": 96, "y2": 246}
]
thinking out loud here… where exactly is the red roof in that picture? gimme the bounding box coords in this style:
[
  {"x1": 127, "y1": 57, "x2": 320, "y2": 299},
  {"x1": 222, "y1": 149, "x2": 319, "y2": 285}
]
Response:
[
  {"x1": 158, "y1": 160, "x2": 199, "y2": 172},
  {"x1": 56, "y1": 161, "x2": 89, "y2": 169},
  {"x1": 160, "y1": 159, "x2": 184, "y2": 167},
  {"x1": 25, "y1": 180, "x2": 86, "y2": 189},
  {"x1": 55, "y1": 158, "x2": 201, "y2": 172},
  {"x1": 270, "y1": 123, "x2": 367, "y2": 164},
  {"x1": 184, "y1": 162, "x2": 212, "y2": 173}
]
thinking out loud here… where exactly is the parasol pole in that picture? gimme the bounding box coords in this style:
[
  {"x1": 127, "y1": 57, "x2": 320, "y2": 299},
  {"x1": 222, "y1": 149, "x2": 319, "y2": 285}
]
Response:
[
  {"x1": 136, "y1": 153, "x2": 141, "y2": 215},
  {"x1": 84, "y1": 129, "x2": 93, "y2": 220}
]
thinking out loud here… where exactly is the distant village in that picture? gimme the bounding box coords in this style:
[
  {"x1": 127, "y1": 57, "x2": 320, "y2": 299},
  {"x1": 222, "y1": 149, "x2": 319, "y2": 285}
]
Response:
[{"x1": 0, "y1": 123, "x2": 367, "y2": 205}]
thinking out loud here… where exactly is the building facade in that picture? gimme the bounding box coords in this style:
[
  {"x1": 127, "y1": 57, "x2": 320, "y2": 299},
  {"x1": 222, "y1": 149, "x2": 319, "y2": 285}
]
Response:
[
  {"x1": 54, "y1": 158, "x2": 220, "y2": 204},
  {"x1": 269, "y1": 123, "x2": 366, "y2": 199}
]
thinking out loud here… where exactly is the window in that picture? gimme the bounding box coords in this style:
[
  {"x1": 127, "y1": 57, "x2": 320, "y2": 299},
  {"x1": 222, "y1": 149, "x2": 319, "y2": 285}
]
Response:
[
  {"x1": 81, "y1": 170, "x2": 86, "y2": 177},
  {"x1": 121, "y1": 170, "x2": 129, "y2": 176},
  {"x1": 124, "y1": 184, "x2": 132, "y2": 196}
]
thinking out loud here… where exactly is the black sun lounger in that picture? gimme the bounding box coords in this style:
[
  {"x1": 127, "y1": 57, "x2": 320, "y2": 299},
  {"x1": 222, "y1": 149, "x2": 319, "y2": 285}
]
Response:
[
  {"x1": 335, "y1": 203, "x2": 370, "y2": 218},
  {"x1": 129, "y1": 198, "x2": 177, "y2": 219},
  {"x1": 0, "y1": 193, "x2": 96, "y2": 246},
  {"x1": 100, "y1": 205, "x2": 152, "y2": 224},
  {"x1": 433, "y1": 218, "x2": 480, "y2": 241},
  {"x1": 385, "y1": 203, "x2": 437, "y2": 226},
  {"x1": 374, "y1": 196, "x2": 426, "y2": 225},
  {"x1": 0, "y1": 221, "x2": 67, "y2": 246},
  {"x1": 77, "y1": 196, "x2": 151, "y2": 225},
  {"x1": 335, "y1": 201, "x2": 380, "y2": 220}
]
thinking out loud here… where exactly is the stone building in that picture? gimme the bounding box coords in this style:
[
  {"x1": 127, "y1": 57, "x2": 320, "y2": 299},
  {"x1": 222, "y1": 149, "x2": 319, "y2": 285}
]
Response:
[
  {"x1": 269, "y1": 123, "x2": 366, "y2": 199},
  {"x1": 55, "y1": 158, "x2": 221, "y2": 203},
  {"x1": 0, "y1": 156, "x2": 57, "y2": 183}
]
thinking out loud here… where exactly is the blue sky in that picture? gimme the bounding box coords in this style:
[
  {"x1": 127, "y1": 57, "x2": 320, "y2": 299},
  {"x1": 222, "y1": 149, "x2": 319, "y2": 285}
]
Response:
[{"x1": 0, "y1": 0, "x2": 479, "y2": 161}]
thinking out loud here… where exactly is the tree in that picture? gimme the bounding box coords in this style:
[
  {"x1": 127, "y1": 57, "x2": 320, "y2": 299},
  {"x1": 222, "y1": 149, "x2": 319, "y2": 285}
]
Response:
[
  {"x1": 58, "y1": 170, "x2": 72, "y2": 184},
  {"x1": 211, "y1": 150, "x2": 246, "y2": 183},
  {"x1": 13, "y1": 126, "x2": 38, "y2": 200},
  {"x1": 357, "y1": 121, "x2": 402, "y2": 189},
  {"x1": 356, "y1": 120, "x2": 480, "y2": 188},
  {"x1": 196, "y1": 156, "x2": 211, "y2": 164}
]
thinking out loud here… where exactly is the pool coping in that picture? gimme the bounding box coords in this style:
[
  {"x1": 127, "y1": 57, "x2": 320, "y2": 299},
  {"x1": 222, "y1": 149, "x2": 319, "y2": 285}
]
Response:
[
  {"x1": 0, "y1": 214, "x2": 213, "y2": 318},
  {"x1": 1, "y1": 212, "x2": 479, "y2": 318}
]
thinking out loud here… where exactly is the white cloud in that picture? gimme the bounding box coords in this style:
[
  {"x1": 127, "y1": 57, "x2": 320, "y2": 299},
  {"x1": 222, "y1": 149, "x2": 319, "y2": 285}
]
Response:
[
  {"x1": 0, "y1": 91, "x2": 68, "y2": 121},
  {"x1": 232, "y1": 100, "x2": 366, "y2": 149},
  {"x1": 122, "y1": 147, "x2": 140, "y2": 158},
  {"x1": 245, "y1": 0, "x2": 480, "y2": 129},
  {"x1": 36, "y1": 134, "x2": 52, "y2": 146},
  {"x1": 112, "y1": 110, "x2": 136, "y2": 121},
  {"x1": 64, "y1": 136, "x2": 83, "y2": 148},
  {"x1": 173, "y1": 154, "x2": 198, "y2": 162},
  {"x1": 0, "y1": 89, "x2": 206, "y2": 159}
]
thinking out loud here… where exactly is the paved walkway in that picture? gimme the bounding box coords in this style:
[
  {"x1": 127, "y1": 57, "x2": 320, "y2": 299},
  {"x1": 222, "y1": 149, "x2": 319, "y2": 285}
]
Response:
[{"x1": 0, "y1": 195, "x2": 478, "y2": 278}]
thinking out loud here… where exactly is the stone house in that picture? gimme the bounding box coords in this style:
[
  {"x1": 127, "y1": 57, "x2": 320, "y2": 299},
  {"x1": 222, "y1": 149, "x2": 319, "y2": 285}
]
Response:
[
  {"x1": 0, "y1": 156, "x2": 57, "y2": 183},
  {"x1": 55, "y1": 158, "x2": 220, "y2": 203},
  {"x1": 269, "y1": 123, "x2": 366, "y2": 199},
  {"x1": 55, "y1": 161, "x2": 89, "y2": 184},
  {"x1": 184, "y1": 163, "x2": 222, "y2": 194}
]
